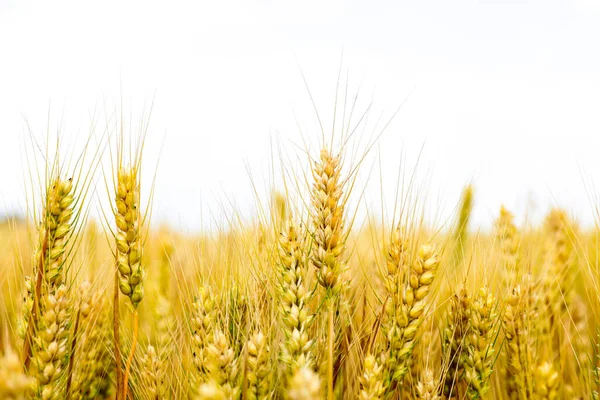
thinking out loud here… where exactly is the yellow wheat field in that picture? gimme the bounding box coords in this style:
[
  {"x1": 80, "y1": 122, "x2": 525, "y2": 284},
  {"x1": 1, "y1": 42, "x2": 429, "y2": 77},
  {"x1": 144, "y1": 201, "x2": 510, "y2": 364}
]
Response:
[{"x1": 1, "y1": 125, "x2": 599, "y2": 400}]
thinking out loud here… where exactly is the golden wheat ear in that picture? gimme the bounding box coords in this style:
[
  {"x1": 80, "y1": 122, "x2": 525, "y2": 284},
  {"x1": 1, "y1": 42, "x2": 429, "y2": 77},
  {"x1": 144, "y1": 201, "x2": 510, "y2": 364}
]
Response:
[
  {"x1": 244, "y1": 330, "x2": 272, "y2": 399},
  {"x1": 441, "y1": 286, "x2": 470, "y2": 398},
  {"x1": 286, "y1": 366, "x2": 321, "y2": 400},
  {"x1": 278, "y1": 218, "x2": 315, "y2": 375},
  {"x1": 105, "y1": 120, "x2": 151, "y2": 400},
  {"x1": 357, "y1": 353, "x2": 386, "y2": 399},
  {"x1": 463, "y1": 286, "x2": 500, "y2": 400}
]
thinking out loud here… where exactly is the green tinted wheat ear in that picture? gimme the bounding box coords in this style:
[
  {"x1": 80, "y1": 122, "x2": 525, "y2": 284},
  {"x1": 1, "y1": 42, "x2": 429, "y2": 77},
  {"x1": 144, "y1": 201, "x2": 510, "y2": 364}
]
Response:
[
  {"x1": 43, "y1": 178, "x2": 75, "y2": 285},
  {"x1": 278, "y1": 219, "x2": 314, "y2": 372},
  {"x1": 245, "y1": 331, "x2": 272, "y2": 399},
  {"x1": 441, "y1": 286, "x2": 470, "y2": 398},
  {"x1": 0, "y1": 347, "x2": 34, "y2": 399},
  {"x1": 464, "y1": 287, "x2": 498, "y2": 400},
  {"x1": 388, "y1": 243, "x2": 440, "y2": 385},
  {"x1": 358, "y1": 354, "x2": 386, "y2": 399},
  {"x1": 114, "y1": 166, "x2": 144, "y2": 306},
  {"x1": 113, "y1": 165, "x2": 145, "y2": 399},
  {"x1": 452, "y1": 185, "x2": 473, "y2": 268},
  {"x1": 32, "y1": 284, "x2": 71, "y2": 400},
  {"x1": 286, "y1": 366, "x2": 321, "y2": 400},
  {"x1": 191, "y1": 286, "x2": 217, "y2": 382}
]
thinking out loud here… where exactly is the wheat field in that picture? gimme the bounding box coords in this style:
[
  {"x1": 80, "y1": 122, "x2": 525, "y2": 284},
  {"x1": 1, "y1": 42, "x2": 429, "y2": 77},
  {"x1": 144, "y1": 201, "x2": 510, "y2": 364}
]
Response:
[{"x1": 0, "y1": 122, "x2": 599, "y2": 400}]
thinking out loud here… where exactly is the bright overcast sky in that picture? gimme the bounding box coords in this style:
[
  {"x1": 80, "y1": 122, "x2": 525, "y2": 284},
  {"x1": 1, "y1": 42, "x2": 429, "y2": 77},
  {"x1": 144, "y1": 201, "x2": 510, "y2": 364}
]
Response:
[{"x1": 1, "y1": 0, "x2": 600, "y2": 231}]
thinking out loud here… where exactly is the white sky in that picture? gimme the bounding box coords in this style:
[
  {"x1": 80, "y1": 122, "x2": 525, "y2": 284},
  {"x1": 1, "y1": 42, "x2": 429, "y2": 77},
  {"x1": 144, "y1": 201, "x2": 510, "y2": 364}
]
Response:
[{"x1": 1, "y1": 0, "x2": 600, "y2": 231}]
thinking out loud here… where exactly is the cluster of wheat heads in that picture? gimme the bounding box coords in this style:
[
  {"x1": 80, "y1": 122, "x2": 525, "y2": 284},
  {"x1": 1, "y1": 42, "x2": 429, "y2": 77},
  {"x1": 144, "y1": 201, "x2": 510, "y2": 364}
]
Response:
[{"x1": 2, "y1": 132, "x2": 600, "y2": 400}]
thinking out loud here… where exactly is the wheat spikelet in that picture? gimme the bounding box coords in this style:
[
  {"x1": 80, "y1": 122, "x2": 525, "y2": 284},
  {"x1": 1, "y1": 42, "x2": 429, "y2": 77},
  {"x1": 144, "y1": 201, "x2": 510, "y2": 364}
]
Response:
[
  {"x1": 406, "y1": 326, "x2": 434, "y2": 393},
  {"x1": 381, "y1": 225, "x2": 409, "y2": 387},
  {"x1": 310, "y1": 147, "x2": 346, "y2": 291},
  {"x1": 37, "y1": 177, "x2": 75, "y2": 288},
  {"x1": 533, "y1": 362, "x2": 559, "y2": 400},
  {"x1": 139, "y1": 344, "x2": 167, "y2": 399},
  {"x1": 358, "y1": 354, "x2": 386, "y2": 399},
  {"x1": 415, "y1": 369, "x2": 440, "y2": 400},
  {"x1": 18, "y1": 277, "x2": 34, "y2": 340},
  {"x1": 441, "y1": 286, "x2": 469, "y2": 398},
  {"x1": 495, "y1": 206, "x2": 519, "y2": 286},
  {"x1": 464, "y1": 287, "x2": 498, "y2": 399},
  {"x1": 382, "y1": 225, "x2": 410, "y2": 334},
  {"x1": 245, "y1": 331, "x2": 272, "y2": 399},
  {"x1": 309, "y1": 147, "x2": 350, "y2": 398},
  {"x1": 286, "y1": 366, "x2": 321, "y2": 400},
  {"x1": 191, "y1": 286, "x2": 217, "y2": 382},
  {"x1": 32, "y1": 284, "x2": 71, "y2": 400},
  {"x1": 70, "y1": 286, "x2": 113, "y2": 400},
  {"x1": 278, "y1": 219, "x2": 314, "y2": 373},
  {"x1": 543, "y1": 209, "x2": 575, "y2": 306},
  {"x1": 388, "y1": 243, "x2": 440, "y2": 385},
  {"x1": 503, "y1": 285, "x2": 533, "y2": 399},
  {"x1": 196, "y1": 381, "x2": 227, "y2": 400},
  {"x1": 0, "y1": 347, "x2": 34, "y2": 399},
  {"x1": 114, "y1": 166, "x2": 144, "y2": 306},
  {"x1": 452, "y1": 185, "x2": 473, "y2": 268},
  {"x1": 23, "y1": 177, "x2": 75, "y2": 368},
  {"x1": 206, "y1": 329, "x2": 239, "y2": 398}
]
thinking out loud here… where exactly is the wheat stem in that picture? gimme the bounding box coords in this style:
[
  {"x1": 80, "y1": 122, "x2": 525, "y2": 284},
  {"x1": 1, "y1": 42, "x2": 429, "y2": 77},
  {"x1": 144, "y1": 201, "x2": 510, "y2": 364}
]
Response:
[{"x1": 122, "y1": 309, "x2": 139, "y2": 399}]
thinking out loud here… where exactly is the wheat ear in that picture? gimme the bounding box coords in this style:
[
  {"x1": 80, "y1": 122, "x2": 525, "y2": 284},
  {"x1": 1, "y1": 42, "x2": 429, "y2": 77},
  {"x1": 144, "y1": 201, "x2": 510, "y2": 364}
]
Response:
[
  {"x1": 286, "y1": 366, "x2": 321, "y2": 400},
  {"x1": 441, "y1": 286, "x2": 470, "y2": 398},
  {"x1": 278, "y1": 219, "x2": 314, "y2": 375},
  {"x1": 416, "y1": 369, "x2": 441, "y2": 400},
  {"x1": 113, "y1": 166, "x2": 144, "y2": 399},
  {"x1": 245, "y1": 331, "x2": 272, "y2": 399},
  {"x1": 388, "y1": 243, "x2": 440, "y2": 385},
  {"x1": 534, "y1": 361, "x2": 560, "y2": 400},
  {"x1": 0, "y1": 346, "x2": 34, "y2": 399},
  {"x1": 358, "y1": 353, "x2": 386, "y2": 399},
  {"x1": 464, "y1": 287, "x2": 498, "y2": 399},
  {"x1": 23, "y1": 178, "x2": 74, "y2": 369}
]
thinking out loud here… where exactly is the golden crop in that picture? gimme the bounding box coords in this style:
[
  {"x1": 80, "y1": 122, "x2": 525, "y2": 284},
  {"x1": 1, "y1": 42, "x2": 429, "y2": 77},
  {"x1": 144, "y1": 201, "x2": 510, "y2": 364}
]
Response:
[{"x1": 0, "y1": 128, "x2": 598, "y2": 400}]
